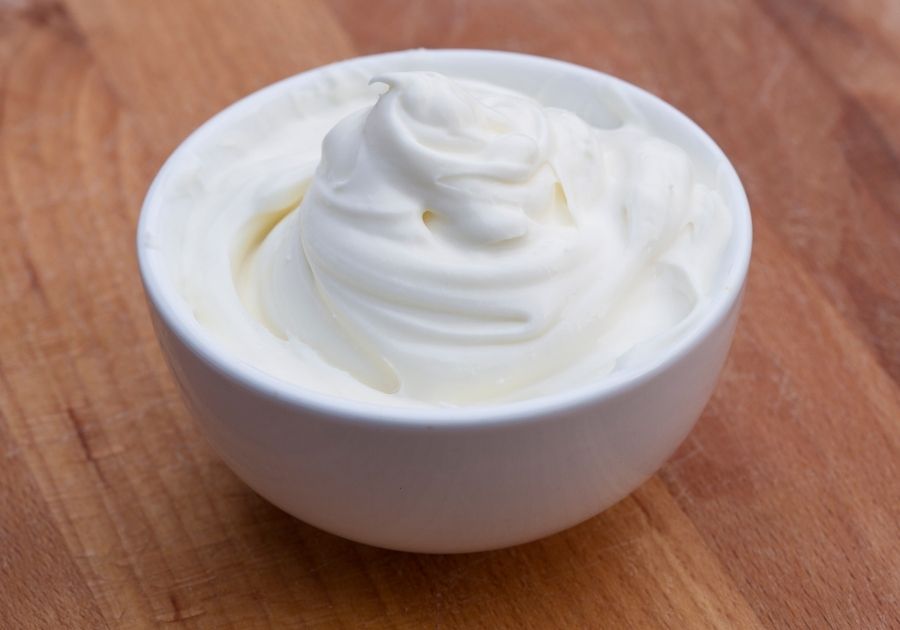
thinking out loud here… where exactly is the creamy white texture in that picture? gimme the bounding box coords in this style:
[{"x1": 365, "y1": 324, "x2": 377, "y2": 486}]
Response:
[{"x1": 177, "y1": 71, "x2": 732, "y2": 406}]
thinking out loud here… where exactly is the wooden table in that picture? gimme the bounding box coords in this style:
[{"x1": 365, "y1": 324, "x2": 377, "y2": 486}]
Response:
[{"x1": 1, "y1": 1, "x2": 897, "y2": 627}]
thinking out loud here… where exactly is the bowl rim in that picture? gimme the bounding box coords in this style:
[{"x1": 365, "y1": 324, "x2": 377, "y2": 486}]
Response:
[{"x1": 137, "y1": 48, "x2": 752, "y2": 428}]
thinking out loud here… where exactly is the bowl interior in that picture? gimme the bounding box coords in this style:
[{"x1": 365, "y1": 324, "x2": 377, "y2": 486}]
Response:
[{"x1": 137, "y1": 49, "x2": 752, "y2": 424}]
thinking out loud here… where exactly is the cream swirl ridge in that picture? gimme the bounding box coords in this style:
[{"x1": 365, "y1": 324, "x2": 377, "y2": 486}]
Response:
[{"x1": 230, "y1": 71, "x2": 732, "y2": 404}]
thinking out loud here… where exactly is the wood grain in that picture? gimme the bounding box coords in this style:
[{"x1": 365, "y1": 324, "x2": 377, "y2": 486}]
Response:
[{"x1": 0, "y1": 0, "x2": 897, "y2": 628}]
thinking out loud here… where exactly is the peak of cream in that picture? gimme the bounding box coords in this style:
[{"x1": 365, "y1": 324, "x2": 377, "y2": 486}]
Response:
[{"x1": 180, "y1": 70, "x2": 732, "y2": 406}]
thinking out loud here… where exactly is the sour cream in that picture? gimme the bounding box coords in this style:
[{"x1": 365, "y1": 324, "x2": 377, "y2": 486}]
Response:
[{"x1": 177, "y1": 71, "x2": 731, "y2": 406}]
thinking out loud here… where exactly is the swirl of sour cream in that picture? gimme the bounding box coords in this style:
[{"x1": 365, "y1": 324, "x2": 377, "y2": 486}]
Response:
[{"x1": 214, "y1": 71, "x2": 732, "y2": 405}]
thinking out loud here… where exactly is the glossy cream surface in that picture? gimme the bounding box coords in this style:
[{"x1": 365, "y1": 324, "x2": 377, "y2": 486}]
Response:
[{"x1": 171, "y1": 70, "x2": 732, "y2": 406}]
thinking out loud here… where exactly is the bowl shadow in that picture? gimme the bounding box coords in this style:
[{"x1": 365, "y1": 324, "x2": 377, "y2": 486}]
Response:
[{"x1": 221, "y1": 476, "x2": 658, "y2": 627}]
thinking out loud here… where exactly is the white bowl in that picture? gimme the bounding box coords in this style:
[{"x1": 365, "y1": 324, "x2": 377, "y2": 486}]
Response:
[{"x1": 137, "y1": 49, "x2": 752, "y2": 553}]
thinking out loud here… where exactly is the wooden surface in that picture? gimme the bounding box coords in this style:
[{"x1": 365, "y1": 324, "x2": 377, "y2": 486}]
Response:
[{"x1": 1, "y1": 0, "x2": 898, "y2": 627}]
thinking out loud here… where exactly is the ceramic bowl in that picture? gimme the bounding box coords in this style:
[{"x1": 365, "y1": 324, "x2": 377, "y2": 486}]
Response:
[{"x1": 137, "y1": 49, "x2": 752, "y2": 553}]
